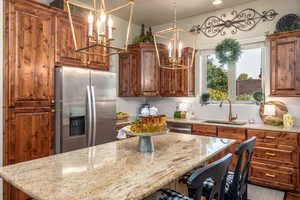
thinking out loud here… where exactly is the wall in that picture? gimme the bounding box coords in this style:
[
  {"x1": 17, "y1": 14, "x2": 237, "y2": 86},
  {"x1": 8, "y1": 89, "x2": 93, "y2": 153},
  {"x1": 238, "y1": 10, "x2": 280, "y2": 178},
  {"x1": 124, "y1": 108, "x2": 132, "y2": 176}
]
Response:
[{"x1": 148, "y1": 0, "x2": 300, "y2": 125}]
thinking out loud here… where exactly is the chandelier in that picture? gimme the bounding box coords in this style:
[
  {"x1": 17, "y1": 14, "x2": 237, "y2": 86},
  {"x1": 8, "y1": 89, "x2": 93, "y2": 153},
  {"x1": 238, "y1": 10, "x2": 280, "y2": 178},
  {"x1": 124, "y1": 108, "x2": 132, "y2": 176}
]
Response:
[
  {"x1": 153, "y1": 1, "x2": 197, "y2": 70},
  {"x1": 66, "y1": 0, "x2": 135, "y2": 57}
]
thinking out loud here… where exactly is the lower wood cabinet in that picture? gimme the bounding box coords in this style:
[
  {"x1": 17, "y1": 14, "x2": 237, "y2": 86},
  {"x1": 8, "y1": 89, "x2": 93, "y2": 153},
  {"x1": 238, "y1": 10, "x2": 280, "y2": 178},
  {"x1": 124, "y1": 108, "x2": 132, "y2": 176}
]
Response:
[
  {"x1": 249, "y1": 162, "x2": 298, "y2": 191},
  {"x1": 4, "y1": 107, "x2": 54, "y2": 200},
  {"x1": 191, "y1": 124, "x2": 300, "y2": 193},
  {"x1": 7, "y1": 108, "x2": 54, "y2": 164},
  {"x1": 192, "y1": 125, "x2": 217, "y2": 137}
]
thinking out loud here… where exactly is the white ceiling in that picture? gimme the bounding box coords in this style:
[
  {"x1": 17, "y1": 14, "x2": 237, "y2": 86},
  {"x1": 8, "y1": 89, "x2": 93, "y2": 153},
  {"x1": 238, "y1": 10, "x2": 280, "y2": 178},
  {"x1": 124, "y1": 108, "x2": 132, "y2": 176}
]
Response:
[{"x1": 104, "y1": 0, "x2": 256, "y2": 26}]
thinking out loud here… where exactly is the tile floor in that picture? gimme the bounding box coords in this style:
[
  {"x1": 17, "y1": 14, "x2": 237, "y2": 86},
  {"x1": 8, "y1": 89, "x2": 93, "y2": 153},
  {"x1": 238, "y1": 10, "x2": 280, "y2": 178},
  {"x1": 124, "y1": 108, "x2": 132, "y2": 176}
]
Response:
[{"x1": 248, "y1": 184, "x2": 285, "y2": 200}]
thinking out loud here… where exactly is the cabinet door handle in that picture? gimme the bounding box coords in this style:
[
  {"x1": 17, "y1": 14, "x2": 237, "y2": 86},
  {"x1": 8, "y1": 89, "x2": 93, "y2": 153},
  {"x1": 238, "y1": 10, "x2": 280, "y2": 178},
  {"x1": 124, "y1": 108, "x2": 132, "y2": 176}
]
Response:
[
  {"x1": 265, "y1": 173, "x2": 276, "y2": 178},
  {"x1": 265, "y1": 152, "x2": 276, "y2": 156},
  {"x1": 265, "y1": 136, "x2": 275, "y2": 139}
]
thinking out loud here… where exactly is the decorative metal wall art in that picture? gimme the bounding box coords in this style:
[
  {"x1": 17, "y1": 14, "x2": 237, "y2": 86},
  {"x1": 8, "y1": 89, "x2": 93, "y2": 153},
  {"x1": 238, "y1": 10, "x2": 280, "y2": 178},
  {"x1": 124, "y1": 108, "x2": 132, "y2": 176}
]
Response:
[{"x1": 190, "y1": 8, "x2": 278, "y2": 38}]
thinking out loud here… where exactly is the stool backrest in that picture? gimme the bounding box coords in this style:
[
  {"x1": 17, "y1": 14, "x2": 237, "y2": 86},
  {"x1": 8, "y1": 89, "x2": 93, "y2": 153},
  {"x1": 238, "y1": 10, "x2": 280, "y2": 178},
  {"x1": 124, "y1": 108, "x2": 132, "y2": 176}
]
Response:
[
  {"x1": 231, "y1": 137, "x2": 256, "y2": 199},
  {"x1": 187, "y1": 153, "x2": 232, "y2": 200}
]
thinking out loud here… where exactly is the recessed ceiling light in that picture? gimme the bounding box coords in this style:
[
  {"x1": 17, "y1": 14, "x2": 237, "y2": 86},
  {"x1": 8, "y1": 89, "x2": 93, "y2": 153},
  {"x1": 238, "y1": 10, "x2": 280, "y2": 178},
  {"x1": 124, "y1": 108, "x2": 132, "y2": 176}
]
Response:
[{"x1": 212, "y1": 0, "x2": 223, "y2": 5}]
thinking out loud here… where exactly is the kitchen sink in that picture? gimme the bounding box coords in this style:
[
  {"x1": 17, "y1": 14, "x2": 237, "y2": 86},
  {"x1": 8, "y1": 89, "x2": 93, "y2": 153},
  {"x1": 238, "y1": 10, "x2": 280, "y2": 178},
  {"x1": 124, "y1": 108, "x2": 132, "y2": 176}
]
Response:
[{"x1": 204, "y1": 120, "x2": 247, "y2": 125}]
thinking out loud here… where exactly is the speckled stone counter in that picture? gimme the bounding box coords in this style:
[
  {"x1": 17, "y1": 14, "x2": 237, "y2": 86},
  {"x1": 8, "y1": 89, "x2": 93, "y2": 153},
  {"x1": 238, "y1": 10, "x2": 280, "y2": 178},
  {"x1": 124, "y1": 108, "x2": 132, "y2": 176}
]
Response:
[
  {"x1": 0, "y1": 133, "x2": 234, "y2": 200},
  {"x1": 167, "y1": 119, "x2": 300, "y2": 133}
]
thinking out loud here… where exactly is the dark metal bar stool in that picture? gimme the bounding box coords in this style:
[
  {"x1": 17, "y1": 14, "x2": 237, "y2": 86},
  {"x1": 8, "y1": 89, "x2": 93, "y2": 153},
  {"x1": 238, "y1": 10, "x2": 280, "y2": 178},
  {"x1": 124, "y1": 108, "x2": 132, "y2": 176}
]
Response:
[
  {"x1": 201, "y1": 137, "x2": 256, "y2": 200},
  {"x1": 158, "y1": 153, "x2": 232, "y2": 200}
]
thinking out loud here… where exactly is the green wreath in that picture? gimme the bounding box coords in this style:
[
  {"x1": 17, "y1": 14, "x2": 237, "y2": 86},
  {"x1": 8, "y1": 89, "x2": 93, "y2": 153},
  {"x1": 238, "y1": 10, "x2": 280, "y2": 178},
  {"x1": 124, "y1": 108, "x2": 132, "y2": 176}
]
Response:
[{"x1": 215, "y1": 39, "x2": 241, "y2": 65}]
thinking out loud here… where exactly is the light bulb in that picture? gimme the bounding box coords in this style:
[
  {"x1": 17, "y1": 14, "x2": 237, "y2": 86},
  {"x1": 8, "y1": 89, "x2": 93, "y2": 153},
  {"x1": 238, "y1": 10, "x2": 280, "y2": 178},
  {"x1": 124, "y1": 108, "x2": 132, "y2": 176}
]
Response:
[
  {"x1": 108, "y1": 16, "x2": 113, "y2": 27},
  {"x1": 96, "y1": 19, "x2": 101, "y2": 40},
  {"x1": 178, "y1": 41, "x2": 183, "y2": 58},
  {"x1": 100, "y1": 11, "x2": 107, "y2": 22},
  {"x1": 88, "y1": 12, "x2": 94, "y2": 24},
  {"x1": 168, "y1": 41, "x2": 172, "y2": 58},
  {"x1": 212, "y1": 0, "x2": 223, "y2": 5},
  {"x1": 108, "y1": 15, "x2": 113, "y2": 39},
  {"x1": 88, "y1": 12, "x2": 94, "y2": 37}
]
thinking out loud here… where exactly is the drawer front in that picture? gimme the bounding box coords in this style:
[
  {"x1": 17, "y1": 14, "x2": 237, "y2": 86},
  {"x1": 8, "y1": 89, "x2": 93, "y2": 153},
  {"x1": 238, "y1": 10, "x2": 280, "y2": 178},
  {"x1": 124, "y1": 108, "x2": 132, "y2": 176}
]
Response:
[
  {"x1": 192, "y1": 125, "x2": 217, "y2": 133},
  {"x1": 253, "y1": 147, "x2": 298, "y2": 166},
  {"x1": 193, "y1": 131, "x2": 217, "y2": 137},
  {"x1": 249, "y1": 163, "x2": 297, "y2": 190},
  {"x1": 248, "y1": 129, "x2": 298, "y2": 147},
  {"x1": 192, "y1": 125, "x2": 217, "y2": 137},
  {"x1": 218, "y1": 127, "x2": 246, "y2": 141}
]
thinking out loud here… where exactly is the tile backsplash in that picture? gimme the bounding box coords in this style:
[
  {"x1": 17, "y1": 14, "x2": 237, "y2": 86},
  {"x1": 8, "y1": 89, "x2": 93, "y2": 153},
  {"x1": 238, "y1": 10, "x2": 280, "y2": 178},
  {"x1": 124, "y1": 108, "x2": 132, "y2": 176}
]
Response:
[{"x1": 146, "y1": 97, "x2": 300, "y2": 126}]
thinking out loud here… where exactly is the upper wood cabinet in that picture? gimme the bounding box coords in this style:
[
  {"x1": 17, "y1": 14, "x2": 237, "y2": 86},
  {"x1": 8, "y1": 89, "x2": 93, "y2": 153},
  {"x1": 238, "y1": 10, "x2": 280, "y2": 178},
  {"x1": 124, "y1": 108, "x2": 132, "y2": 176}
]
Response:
[
  {"x1": 140, "y1": 45, "x2": 161, "y2": 96},
  {"x1": 119, "y1": 51, "x2": 141, "y2": 97},
  {"x1": 87, "y1": 45, "x2": 110, "y2": 71},
  {"x1": 119, "y1": 43, "x2": 164, "y2": 97},
  {"x1": 268, "y1": 30, "x2": 300, "y2": 97},
  {"x1": 119, "y1": 44, "x2": 196, "y2": 97},
  {"x1": 55, "y1": 13, "x2": 87, "y2": 67},
  {"x1": 9, "y1": 2, "x2": 55, "y2": 108},
  {"x1": 173, "y1": 48, "x2": 196, "y2": 97},
  {"x1": 55, "y1": 13, "x2": 109, "y2": 70},
  {"x1": 160, "y1": 68, "x2": 176, "y2": 96}
]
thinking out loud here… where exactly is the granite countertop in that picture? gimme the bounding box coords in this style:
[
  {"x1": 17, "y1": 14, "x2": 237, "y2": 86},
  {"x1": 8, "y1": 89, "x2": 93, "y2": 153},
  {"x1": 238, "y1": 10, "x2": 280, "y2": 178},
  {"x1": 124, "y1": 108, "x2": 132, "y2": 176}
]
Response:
[
  {"x1": 0, "y1": 133, "x2": 234, "y2": 200},
  {"x1": 167, "y1": 119, "x2": 300, "y2": 133}
]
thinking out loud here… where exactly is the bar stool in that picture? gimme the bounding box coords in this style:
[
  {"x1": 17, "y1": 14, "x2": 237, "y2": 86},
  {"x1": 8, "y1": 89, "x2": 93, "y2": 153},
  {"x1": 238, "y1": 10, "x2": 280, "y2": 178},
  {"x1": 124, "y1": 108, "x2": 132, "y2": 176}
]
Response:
[
  {"x1": 204, "y1": 137, "x2": 256, "y2": 200},
  {"x1": 158, "y1": 153, "x2": 232, "y2": 200}
]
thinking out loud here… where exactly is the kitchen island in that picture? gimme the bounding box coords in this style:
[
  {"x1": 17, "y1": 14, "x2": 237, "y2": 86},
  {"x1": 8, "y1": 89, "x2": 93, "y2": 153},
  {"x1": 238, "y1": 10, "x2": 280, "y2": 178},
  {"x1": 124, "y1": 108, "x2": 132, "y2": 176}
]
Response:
[{"x1": 0, "y1": 133, "x2": 234, "y2": 200}]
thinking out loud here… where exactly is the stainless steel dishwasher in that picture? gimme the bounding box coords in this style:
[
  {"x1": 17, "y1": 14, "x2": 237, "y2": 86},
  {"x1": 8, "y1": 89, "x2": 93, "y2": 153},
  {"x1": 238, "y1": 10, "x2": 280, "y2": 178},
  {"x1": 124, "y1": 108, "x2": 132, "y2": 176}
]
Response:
[{"x1": 167, "y1": 122, "x2": 192, "y2": 134}]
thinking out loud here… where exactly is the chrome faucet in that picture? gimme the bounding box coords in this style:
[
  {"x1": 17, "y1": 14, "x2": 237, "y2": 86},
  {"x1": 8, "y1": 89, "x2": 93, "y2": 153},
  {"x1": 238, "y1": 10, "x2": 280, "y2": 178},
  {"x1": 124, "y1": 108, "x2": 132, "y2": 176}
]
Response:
[{"x1": 219, "y1": 99, "x2": 238, "y2": 122}]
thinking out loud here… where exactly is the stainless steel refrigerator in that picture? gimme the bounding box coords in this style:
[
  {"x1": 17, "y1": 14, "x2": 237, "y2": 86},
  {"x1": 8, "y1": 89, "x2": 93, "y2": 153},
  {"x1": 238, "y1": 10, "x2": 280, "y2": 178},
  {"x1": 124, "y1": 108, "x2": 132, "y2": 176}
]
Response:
[{"x1": 55, "y1": 66, "x2": 116, "y2": 153}]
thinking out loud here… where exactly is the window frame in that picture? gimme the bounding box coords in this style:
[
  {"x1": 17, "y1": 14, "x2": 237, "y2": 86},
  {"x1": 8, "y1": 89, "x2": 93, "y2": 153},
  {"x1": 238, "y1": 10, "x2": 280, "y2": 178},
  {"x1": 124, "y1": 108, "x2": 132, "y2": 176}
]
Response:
[{"x1": 199, "y1": 42, "x2": 266, "y2": 104}]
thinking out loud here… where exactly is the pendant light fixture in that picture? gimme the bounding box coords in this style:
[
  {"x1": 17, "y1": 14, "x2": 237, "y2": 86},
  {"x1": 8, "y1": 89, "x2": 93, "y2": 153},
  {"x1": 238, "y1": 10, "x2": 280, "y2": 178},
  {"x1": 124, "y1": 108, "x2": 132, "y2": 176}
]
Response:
[
  {"x1": 153, "y1": 0, "x2": 197, "y2": 69},
  {"x1": 66, "y1": 0, "x2": 134, "y2": 57}
]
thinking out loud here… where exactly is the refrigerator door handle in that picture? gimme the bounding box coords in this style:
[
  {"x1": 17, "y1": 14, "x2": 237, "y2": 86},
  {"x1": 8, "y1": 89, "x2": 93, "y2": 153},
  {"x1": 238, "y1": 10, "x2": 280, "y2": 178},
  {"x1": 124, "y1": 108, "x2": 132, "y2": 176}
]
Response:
[
  {"x1": 91, "y1": 86, "x2": 97, "y2": 146},
  {"x1": 86, "y1": 86, "x2": 93, "y2": 147}
]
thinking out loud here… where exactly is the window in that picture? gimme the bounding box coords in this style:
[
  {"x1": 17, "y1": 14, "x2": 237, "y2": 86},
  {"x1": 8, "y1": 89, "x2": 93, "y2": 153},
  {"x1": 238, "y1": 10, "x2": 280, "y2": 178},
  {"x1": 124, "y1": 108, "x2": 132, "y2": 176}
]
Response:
[{"x1": 203, "y1": 46, "x2": 264, "y2": 104}]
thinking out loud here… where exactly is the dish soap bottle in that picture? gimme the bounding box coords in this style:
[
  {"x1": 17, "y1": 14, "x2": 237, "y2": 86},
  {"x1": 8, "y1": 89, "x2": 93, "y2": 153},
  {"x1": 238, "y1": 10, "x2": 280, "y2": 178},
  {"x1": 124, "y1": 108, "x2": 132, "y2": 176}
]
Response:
[{"x1": 173, "y1": 106, "x2": 181, "y2": 119}]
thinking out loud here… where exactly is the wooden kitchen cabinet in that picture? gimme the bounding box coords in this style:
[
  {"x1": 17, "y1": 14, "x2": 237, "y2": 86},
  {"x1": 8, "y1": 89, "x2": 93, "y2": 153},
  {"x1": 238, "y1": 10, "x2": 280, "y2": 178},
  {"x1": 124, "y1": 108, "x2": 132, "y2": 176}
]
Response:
[
  {"x1": 191, "y1": 124, "x2": 300, "y2": 190},
  {"x1": 160, "y1": 48, "x2": 196, "y2": 97},
  {"x1": 173, "y1": 48, "x2": 196, "y2": 97},
  {"x1": 4, "y1": 1, "x2": 56, "y2": 199},
  {"x1": 55, "y1": 10, "x2": 109, "y2": 69},
  {"x1": 4, "y1": 107, "x2": 54, "y2": 200},
  {"x1": 119, "y1": 44, "x2": 195, "y2": 97},
  {"x1": 192, "y1": 124, "x2": 217, "y2": 137},
  {"x1": 267, "y1": 30, "x2": 300, "y2": 97},
  {"x1": 119, "y1": 51, "x2": 141, "y2": 96},
  {"x1": 9, "y1": 1, "x2": 55, "y2": 108},
  {"x1": 247, "y1": 129, "x2": 300, "y2": 191},
  {"x1": 55, "y1": 13, "x2": 87, "y2": 67},
  {"x1": 87, "y1": 45, "x2": 109, "y2": 71},
  {"x1": 160, "y1": 67, "x2": 176, "y2": 96},
  {"x1": 119, "y1": 43, "x2": 165, "y2": 97},
  {"x1": 8, "y1": 108, "x2": 54, "y2": 164},
  {"x1": 218, "y1": 126, "x2": 246, "y2": 142}
]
